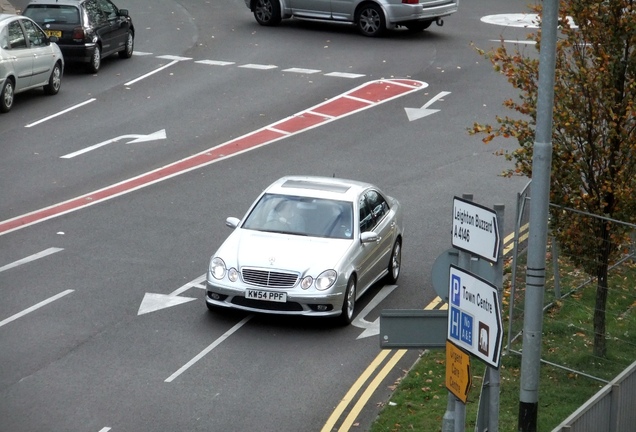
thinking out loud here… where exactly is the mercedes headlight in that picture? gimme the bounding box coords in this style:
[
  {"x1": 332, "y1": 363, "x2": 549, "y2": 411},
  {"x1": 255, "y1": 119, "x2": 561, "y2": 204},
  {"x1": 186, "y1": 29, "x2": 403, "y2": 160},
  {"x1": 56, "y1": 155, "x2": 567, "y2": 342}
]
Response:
[
  {"x1": 209, "y1": 257, "x2": 226, "y2": 280},
  {"x1": 315, "y1": 270, "x2": 337, "y2": 291}
]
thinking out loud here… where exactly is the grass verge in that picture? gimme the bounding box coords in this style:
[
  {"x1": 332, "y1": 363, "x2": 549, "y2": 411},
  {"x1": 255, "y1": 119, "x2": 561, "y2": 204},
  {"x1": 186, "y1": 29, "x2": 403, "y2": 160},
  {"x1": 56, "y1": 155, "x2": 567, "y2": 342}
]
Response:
[{"x1": 369, "y1": 254, "x2": 636, "y2": 431}]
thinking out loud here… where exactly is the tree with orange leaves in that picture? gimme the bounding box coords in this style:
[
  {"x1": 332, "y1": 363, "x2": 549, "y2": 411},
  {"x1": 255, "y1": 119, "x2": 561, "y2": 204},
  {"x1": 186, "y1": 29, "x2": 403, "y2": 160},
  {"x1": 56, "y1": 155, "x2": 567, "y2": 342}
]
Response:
[{"x1": 470, "y1": 0, "x2": 636, "y2": 358}]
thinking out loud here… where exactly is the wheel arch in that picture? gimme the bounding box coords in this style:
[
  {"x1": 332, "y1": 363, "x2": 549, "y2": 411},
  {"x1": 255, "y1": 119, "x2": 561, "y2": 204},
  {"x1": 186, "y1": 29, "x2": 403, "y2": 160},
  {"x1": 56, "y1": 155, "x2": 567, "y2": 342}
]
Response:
[
  {"x1": 249, "y1": 0, "x2": 286, "y2": 13},
  {"x1": 2, "y1": 75, "x2": 16, "y2": 86},
  {"x1": 345, "y1": 270, "x2": 358, "y2": 299},
  {"x1": 354, "y1": 0, "x2": 388, "y2": 23}
]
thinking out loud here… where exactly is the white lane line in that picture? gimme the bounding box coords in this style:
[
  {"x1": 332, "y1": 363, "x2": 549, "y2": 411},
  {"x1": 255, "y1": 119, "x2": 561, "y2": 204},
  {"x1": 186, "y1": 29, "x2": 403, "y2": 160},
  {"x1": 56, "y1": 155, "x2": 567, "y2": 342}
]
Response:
[
  {"x1": 343, "y1": 94, "x2": 375, "y2": 105},
  {"x1": 195, "y1": 60, "x2": 235, "y2": 66},
  {"x1": 0, "y1": 247, "x2": 64, "y2": 273},
  {"x1": 267, "y1": 126, "x2": 292, "y2": 135},
  {"x1": 239, "y1": 64, "x2": 278, "y2": 70},
  {"x1": 165, "y1": 315, "x2": 253, "y2": 382},
  {"x1": 283, "y1": 67, "x2": 321, "y2": 74},
  {"x1": 0, "y1": 289, "x2": 74, "y2": 328},
  {"x1": 98, "y1": 428, "x2": 111, "y2": 432},
  {"x1": 25, "y1": 99, "x2": 96, "y2": 128},
  {"x1": 306, "y1": 110, "x2": 335, "y2": 120},
  {"x1": 156, "y1": 55, "x2": 193, "y2": 61},
  {"x1": 125, "y1": 60, "x2": 180, "y2": 86},
  {"x1": 324, "y1": 72, "x2": 365, "y2": 78},
  {"x1": 170, "y1": 274, "x2": 206, "y2": 296}
]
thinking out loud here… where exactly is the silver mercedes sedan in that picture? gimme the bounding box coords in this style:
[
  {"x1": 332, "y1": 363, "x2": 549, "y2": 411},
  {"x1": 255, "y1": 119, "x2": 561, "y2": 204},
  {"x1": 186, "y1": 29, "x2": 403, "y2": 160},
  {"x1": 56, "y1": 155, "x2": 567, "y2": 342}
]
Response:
[{"x1": 206, "y1": 176, "x2": 403, "y2": 325}]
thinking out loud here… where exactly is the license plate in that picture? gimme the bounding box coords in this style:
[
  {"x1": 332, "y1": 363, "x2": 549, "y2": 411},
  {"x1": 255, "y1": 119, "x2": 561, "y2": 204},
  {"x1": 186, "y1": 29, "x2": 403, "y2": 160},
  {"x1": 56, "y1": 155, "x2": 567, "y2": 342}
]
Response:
[
  {"x1": 46, "y1": 30, "x2": 62, "y2": 38},
  {"x1": 245, "y1": 289, "x2": 287, "y2": 303}
]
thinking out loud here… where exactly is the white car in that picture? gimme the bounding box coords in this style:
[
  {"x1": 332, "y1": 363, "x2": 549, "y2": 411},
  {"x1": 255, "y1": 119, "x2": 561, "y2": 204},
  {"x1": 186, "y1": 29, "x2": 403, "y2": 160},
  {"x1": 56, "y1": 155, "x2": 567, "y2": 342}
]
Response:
[
  {"x1": 244, "y1": 0, "x2": 458, "y2": 37},
  {"x1": 206, "y1": 176, "x2": 404, "y2": 325},
  {"x1": 0, "y1": 14, "x2": 64, "y2": 113}
]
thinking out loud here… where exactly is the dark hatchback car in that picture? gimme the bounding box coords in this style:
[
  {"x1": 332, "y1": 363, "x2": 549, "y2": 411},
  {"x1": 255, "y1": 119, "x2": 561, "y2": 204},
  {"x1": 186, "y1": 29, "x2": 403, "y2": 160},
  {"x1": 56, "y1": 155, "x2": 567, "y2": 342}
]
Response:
[{"x1": 23, "y1": 0, "x2": 134, "y2": 73}]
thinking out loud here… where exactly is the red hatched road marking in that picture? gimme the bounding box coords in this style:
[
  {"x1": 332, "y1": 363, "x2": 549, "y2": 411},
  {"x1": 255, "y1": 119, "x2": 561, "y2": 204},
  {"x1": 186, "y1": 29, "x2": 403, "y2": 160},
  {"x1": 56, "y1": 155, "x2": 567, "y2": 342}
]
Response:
[{"x1": 0, "y1": 79, "x2": 427, "y2": 236}]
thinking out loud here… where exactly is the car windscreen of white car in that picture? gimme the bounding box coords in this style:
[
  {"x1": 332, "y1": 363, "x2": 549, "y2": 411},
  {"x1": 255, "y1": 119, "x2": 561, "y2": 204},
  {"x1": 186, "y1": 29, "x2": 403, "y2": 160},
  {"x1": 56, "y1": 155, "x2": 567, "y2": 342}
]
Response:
[{"x1": 242, "y1": 194, "x2": 353, "y2": 239}]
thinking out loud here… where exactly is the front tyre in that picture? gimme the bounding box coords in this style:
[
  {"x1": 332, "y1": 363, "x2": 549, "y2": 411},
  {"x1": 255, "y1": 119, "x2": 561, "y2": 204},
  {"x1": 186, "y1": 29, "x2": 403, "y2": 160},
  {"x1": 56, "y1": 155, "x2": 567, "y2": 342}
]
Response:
[
  {"x1": 337, "y1": 276, "x2": 356, "y2": 326},
  {"x1": 356, "y1": 3, "x2": 385, "y2": 37},
  {"x1": 119, "y1": 31, "x2": 134, "y2": 59},
  {"x1": 386, "y1": 238, "x2": 402, "y2": 284},
  {"x1": 1, "y1": 78, "x2": 14, "y2": 113},
  {"x1": 254, "y1": 0, "x2": 282, "y2": 26},
  {"x1": 43, "y1": 62, "x2": 62, "y2": 95}
]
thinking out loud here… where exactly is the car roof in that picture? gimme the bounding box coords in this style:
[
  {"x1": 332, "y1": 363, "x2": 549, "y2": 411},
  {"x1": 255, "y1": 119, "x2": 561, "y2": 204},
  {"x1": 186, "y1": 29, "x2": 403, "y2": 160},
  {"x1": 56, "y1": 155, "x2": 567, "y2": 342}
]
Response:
[
  {"x1": 0, "y1": 14, "x2": 32, "y2": 25},
  {"x1": 0, "y1": 13, "x2": 20, "y2": 22},
  {"x1": 265, "y1": 176, "x2": 375, "y2": 202},
  {"x1": 25, "y1": 0, "x2": 84, "y2": 6}
]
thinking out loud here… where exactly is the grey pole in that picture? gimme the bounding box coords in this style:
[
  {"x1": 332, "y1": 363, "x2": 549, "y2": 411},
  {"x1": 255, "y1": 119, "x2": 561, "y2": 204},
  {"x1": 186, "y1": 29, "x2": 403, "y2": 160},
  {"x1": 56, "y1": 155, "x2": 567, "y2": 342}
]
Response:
[
  {"x1": 442, "y1": 393, "x2": 456, "y2": 432},
  {"x1": 518, "y1": 0, "x2": 559, "y2": 431},
  {"x1": 454, "y1": 194, "x2": 473, "y2": 432},
  {"x1": 443, "y1": 193, "x2": 473, "y2": 432},
  {"x1": 454, "y1": 238, "x2": 470, "y2": 432},
  {"x1": 489, "y1": 204, "x2": 505, "y2": 432}
]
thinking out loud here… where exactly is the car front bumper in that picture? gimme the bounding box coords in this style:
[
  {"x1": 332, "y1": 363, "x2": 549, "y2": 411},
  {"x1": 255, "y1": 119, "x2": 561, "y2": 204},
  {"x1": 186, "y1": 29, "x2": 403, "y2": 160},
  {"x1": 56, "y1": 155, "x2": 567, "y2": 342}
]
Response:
[{"x1": 206, "y1": 279, "x2": 346, "y2": 317}]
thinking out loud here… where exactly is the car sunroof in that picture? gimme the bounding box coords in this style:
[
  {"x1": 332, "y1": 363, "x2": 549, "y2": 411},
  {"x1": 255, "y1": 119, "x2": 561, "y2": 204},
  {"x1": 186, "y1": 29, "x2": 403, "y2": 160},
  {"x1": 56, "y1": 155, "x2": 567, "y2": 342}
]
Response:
[{"x1": 282, "y1": 179, "x2": 351, "y2": 194}]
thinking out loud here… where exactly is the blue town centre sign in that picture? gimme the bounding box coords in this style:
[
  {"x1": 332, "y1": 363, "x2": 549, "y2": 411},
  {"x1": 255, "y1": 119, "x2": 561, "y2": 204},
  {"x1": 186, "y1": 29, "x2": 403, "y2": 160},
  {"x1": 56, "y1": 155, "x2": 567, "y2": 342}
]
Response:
[{"x1": 447, "y1": 264, "x2": 503, "y2": 368}]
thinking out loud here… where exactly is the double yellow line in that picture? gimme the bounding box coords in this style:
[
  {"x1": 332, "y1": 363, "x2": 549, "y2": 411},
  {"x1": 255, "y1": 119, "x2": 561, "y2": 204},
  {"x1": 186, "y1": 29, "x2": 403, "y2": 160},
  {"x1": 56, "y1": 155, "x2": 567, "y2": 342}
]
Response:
[
  {"x1": 321, "y1": 226, "x2": 526, "y2": 431},
  {"x1": 320, "y1": 298, "x2": 447, "y2": 432}
]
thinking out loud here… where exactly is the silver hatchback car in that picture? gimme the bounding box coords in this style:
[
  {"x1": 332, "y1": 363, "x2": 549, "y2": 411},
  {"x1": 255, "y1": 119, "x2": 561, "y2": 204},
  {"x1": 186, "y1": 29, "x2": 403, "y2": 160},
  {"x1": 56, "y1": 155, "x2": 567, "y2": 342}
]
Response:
[
  {"x1": 206, "y1": 176, "x2": 404, "y2": 325},
  {"x1": 244, "y1": 0, "x2": 458, "y2": 37},
  {"x1": 0, "y1": 14, "x2": 64, "y2": 113}
]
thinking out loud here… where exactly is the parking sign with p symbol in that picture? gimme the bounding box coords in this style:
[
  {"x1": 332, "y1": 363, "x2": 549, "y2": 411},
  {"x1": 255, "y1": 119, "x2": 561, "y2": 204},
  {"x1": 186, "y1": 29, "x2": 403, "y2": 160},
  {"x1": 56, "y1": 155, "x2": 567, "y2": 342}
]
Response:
[{"x1": 451, "y1": 274, "x2": 461, "y2": 306}]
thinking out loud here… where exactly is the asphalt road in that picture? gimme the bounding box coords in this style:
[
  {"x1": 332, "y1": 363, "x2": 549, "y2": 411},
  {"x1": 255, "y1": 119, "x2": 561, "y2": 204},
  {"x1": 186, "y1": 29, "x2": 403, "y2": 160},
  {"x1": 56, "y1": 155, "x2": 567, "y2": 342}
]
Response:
[{"x1": 1, "y1": 1, "x2": 533, "y2": 431}]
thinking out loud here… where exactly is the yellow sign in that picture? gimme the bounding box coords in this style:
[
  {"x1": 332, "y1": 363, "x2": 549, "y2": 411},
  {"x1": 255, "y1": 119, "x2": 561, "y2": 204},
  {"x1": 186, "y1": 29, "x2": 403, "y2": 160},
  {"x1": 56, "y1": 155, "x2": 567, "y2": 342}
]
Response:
[{"x1": 445, "y1": 341, "x2": 472, "y2": 403}]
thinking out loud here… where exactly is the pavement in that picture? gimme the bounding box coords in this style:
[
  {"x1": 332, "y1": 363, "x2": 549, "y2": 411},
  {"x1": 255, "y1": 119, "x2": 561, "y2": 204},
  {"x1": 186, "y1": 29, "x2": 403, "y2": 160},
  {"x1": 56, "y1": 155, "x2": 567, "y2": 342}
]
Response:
[{"x1": 0, "y1": 0, "x2": 17, "y2": 14}]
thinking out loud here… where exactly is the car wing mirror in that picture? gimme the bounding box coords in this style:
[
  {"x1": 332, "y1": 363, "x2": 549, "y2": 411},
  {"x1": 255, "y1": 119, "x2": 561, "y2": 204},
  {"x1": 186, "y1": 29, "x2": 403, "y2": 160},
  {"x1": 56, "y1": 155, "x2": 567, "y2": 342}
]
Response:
[
  {"x1": 226, "y1": 217, "x2": 240, "y2": 228},
  {"x1": 48, "y1": 35, "x2": 59, "y2": 43},
  {"x1": 360, "y1": 231, "x2": 379, "y2": 243},
  {"x1": 118, "y1": 9, "x2": 129, "y2": 16}
]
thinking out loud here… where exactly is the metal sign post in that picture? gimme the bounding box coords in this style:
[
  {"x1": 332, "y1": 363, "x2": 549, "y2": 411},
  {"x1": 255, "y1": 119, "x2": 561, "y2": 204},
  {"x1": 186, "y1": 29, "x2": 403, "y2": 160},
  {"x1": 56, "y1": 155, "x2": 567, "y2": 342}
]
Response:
[{"x1": 442, "y1": 196, "x2": 504, "y2": 432}]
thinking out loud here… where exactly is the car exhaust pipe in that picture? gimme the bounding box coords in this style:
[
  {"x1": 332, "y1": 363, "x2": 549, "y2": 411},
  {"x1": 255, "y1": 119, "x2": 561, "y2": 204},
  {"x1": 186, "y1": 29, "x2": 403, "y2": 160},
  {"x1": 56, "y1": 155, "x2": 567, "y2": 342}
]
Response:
[{"x1": 436, "y1": 18, "x2": 444, "y2": 26}]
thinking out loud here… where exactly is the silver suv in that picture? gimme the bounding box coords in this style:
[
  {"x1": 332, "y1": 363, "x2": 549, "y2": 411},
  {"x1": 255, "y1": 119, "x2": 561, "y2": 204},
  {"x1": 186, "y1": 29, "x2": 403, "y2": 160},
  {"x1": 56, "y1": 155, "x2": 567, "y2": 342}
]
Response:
[{"x1": 244, "y1": 0, "x2": 458, "y2": 37}]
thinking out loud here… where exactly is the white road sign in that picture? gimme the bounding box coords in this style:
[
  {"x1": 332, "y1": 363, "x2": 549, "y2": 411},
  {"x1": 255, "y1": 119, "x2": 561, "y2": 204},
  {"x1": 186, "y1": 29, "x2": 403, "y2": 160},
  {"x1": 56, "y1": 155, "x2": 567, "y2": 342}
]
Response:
[
  {"x1": 447, "y1": 265, "x2": 503, "y2": 368},
  {"x1": 452, "y1": 197, "x2": 500, "y2": 262}
]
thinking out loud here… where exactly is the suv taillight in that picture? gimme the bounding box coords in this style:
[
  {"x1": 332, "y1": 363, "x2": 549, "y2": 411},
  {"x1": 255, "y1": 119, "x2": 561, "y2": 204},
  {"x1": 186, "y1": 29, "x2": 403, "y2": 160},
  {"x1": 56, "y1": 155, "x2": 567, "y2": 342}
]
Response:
[
  {"x1": 72, "y1": 27, "x2": 85, "y2": 39},
  {"x1": 402, "y1": 0, "x2": 419, "y2": 3}
]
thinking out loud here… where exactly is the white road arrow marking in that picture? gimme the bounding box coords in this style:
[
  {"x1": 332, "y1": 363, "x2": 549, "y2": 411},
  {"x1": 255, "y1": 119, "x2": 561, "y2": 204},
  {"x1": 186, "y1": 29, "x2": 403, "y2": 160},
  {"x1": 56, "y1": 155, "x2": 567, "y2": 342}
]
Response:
[
  {"x1": 404, "y1": 91, "x2": 451, "y2": 121},
  {"x1": 126, "y1": 129, "x2": 167, "y2": 144},
  {"x1": 352, "y1": 285, "x2": 397, "y2": 339},
  {"x1": 137, "y1": 274, "x2": 206, "y2": 315},
  {"x1": 60, "y1": 129, "x2": 167, "y2": 159},
  {"x1": 137, "y1": 293, "x2": 197, "y2": 315}
]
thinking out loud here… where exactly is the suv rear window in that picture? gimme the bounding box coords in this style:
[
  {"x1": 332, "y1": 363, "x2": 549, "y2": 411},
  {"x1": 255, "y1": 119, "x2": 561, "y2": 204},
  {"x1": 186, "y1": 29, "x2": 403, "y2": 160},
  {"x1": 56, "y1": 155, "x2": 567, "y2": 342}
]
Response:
[{"x1": 24, "y1": 5, "x2": 81, "y2": 25}]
